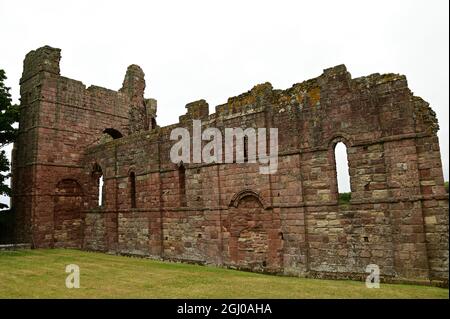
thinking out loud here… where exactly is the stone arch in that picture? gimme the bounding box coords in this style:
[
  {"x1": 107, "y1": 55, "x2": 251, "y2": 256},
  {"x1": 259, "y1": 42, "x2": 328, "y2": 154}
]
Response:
[
  {"x1": 92, "y1": 162, "x2": 103, "y2": 174},
  {"x1": 53, "y1": 179, "x2": 83, "y2": 248},
  {"x1": 103, "y1": 128, "x2": 123, "y2": 139},
  {"x1": 229, "y1": 189, "x2": 270, "y2": 209},
  {"x1": 226, "y1": 189, "x2": 282, "y2": 272},
  {"x1": 55, "y1": 178, "x2": 83, "y2": 195},
  {"x1": 328, "y1": 133, "x2": 353, "y2": 149}
]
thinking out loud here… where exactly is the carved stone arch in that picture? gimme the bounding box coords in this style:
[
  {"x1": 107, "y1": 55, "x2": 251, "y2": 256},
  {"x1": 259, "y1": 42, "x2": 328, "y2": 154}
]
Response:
[
  {"x1": 55, "y1": 178, "x2": 84, "y2": 196},
  {"x1": 328, "y1": 133, "x2": 353, "y2": 149},
  {"x1": 226, "y1": 189, "x2": 281, "y2": 272},
  {"x1": 127, "y1": 166, "x2": 137, "y2": 176},
  {"x1": 229, "y1": 189, "x2": 271, "y2": 210}
]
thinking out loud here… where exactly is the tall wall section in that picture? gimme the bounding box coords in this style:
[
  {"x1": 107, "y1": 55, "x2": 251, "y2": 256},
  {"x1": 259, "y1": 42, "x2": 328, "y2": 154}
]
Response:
[
  {"x1": 12, "y1": 46, "x2": 448, "y2": 283},
  {"x1": 12, "y1": 46, "x2": 154, "y2": 248}
]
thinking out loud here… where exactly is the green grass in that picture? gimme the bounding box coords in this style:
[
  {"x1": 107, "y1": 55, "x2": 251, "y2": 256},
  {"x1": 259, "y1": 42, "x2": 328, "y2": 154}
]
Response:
[
  {"x1": 338, "y1": 192, "x2": 351, "y2": 206},
  {"x1": 0, "y1": 249, "x2": 447, "y2": 299}
]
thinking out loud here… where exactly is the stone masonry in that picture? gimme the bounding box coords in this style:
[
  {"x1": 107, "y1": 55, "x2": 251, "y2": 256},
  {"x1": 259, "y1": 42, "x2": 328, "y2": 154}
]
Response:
[{"x1": 11, "y1": 46, "x2": 448, "y2": 283}]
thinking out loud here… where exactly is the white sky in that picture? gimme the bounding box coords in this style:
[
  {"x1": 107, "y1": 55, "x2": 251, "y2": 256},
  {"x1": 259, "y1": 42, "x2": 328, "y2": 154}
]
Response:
[{"x1": 0, "y1": 0, "x2": 448, "y2": 206}]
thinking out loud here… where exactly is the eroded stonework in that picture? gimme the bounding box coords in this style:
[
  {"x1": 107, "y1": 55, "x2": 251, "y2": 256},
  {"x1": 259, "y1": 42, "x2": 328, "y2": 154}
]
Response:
[{"x1": 12, "y1": 46, "x2": 448, "y2": 284}]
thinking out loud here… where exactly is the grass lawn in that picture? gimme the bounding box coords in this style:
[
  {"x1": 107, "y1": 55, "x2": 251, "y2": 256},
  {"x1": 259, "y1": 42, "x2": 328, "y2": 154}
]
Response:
[{"x1": 0, "y1": 249, "x2": 447, "y2": 299}]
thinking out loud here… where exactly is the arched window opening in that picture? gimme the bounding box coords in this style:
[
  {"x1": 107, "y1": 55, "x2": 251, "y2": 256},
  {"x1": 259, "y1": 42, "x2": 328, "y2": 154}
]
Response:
[
  {"x1": 129, "y1": 171, "x2": 136, "y2": 208},
  {"x1": 334, "y1": 142, "x2": 351, "y2": 205},
  {"x1": 92, "y1": 163, "x2": 103, "y2": 207},
  {"x1": 103, "y1": 128, "x2": 123, "y2": 140},
  {"x1": 178, "y1": 164, "x2": 187, "y2": 206}
]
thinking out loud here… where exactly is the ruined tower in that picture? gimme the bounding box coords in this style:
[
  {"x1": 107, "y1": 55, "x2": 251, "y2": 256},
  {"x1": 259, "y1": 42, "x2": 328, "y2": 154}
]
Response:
[{"x1": 12, "y1": 45, "x2": 156, "y2": 248}]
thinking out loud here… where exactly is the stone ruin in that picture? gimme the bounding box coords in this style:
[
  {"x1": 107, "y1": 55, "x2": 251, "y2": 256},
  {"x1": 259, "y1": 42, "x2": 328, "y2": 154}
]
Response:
[{"x1": 11, "y1": 45, "x2": 448, "y2": 284}]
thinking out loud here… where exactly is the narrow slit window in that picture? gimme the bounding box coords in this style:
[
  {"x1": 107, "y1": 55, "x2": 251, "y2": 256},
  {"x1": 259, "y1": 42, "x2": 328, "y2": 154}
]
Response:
[
  {"x1": 243, "y1": 136, "x2": 248, "y2": 161},
  {"x1": 98, "y1": 175, "x2": 104, "y2": 206},
  {"x1": 129, "y1": 171, "x2": 136, "y2": 208},
  {"x1": 179, "y1": 165, "x2": 186, "y2": 206},
  {"x1": 93, "y1": 164, "x2": 104, "y2": 207},
  {"x1": 335, "y1": 142, "x2": 351, "y2": 204}
]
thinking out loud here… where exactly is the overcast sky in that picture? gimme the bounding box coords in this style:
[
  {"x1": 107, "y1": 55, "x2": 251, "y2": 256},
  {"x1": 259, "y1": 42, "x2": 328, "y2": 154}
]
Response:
[{"x1": 0, "y1": 0, "x2": 448, "y2": 207}]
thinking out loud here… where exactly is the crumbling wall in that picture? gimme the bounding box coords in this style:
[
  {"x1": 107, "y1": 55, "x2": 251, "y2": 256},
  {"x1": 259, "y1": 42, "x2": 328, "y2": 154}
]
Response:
[
  {"x1": 12, "y1": 46, "x2": 448, "y2": 283},
  {"x1": 12, "y1": 46, "x2": 153, "y2": 248}
]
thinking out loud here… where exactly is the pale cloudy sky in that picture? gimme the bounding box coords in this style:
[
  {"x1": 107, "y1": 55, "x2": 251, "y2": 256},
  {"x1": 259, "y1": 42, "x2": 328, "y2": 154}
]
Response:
[{"x1": 0, "y1": 0, "x2": 448, "y2": 207}]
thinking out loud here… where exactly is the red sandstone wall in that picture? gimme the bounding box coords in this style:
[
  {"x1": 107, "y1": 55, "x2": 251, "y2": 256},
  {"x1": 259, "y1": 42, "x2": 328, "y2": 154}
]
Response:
[
  {"x1": 12, "y1": 46, "x2": 141, "y2": 248},
  {"x1": 12, "y1": 46, "x2": 448, "y2": 283}
]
